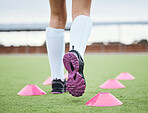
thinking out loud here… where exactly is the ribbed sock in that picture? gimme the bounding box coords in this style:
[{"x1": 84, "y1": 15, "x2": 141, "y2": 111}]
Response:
[
  {"x1": 46, "y1": 27, "x2": 65, "y2": 81},
  {"x1": 70, "y1": 15, "x2": 92, "y2": 58}
]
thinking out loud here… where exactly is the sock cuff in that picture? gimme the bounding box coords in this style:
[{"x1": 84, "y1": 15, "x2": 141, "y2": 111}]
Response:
[
  {"x1": 51, "y1": 77, "x2": 65, "y2": 82},
  {"x1": 46, "y1": 27, "x2": 64, "y2": 33},
  {"x1": 73, "y1": 15, "x2": 92, "y2": 23}
]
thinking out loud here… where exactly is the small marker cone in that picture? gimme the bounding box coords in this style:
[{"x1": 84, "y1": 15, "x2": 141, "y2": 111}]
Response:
[
  {"x1": 85, "y1": 92, "x2": 123, "y2": 107},
  {"x1": 65, "y1": 73, "x2": 68, "y2": 79},
  {"x1": 17, "y1": 85, "x2": 46, "y2": 96},
  {"x1": 100, "y1": 79, "x2": 125, "y2": 89},
  {"x1": 116, "y1": 72, "x2": 135, "y2": 80},
  {"x1": 43, "y1": 73, "x2": 68, "y2": 85},
  {"x1": 43, "y1": 76, "x2": 52, "y2": 85}
]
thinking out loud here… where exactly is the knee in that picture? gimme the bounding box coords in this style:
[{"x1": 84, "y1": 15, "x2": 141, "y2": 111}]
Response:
[
  {"x1": 51, "y1": 11, "x2": 67, "y2": 23},
  {"x1": 50, "y1": 13, "x2": 67, "y2": 29}
]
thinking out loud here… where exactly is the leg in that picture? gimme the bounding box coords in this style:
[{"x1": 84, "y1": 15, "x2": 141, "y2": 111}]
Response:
[
  {"x1": 46, "y1": 0, "x2": 67, "y2": 93},
  {"x1": 70, "y1": 0, "x2": 92, "y2": 58},
  {"x1": 72, "y1": 0, "x2": 91, "y2": 20},
  {"x1": 63, "y1": 0, "x2": 92, "y2": 97},
  {"x1": 49, "y1": 0, "x2": 67, "y2": 29}
]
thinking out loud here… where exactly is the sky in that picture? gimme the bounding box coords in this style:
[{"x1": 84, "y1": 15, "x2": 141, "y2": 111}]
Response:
[{"x1": 0, "y1": 0, "x2": 148, "y2": 24}]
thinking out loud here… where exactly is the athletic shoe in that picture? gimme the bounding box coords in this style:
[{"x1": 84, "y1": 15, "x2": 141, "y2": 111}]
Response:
[
  {"x1": 63, "y1": 47, "x2": 86, "y2": 97},
  {"x1": 51, "y1": 78, "x2": 66, "y2": 94}
]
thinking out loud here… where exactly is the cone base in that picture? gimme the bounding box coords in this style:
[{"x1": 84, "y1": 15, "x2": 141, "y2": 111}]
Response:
[
  {"x1": 85, "y1": 92, "x2": 123, "y2": 107},
  {"x1": 17, "y1": 85, "x2": 46, "y2": 96},
  {"x1": 100, "y1": 79, "x2": 125, "y2": 89},
  {"x1": 116, "y1": 72, "x2": 135, "y2": 80}
]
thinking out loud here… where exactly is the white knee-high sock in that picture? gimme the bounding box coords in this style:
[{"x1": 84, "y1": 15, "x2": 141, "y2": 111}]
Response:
[
  {"x1": 46, "y1": 27, "x2": 65, "y2": 81},
  {"x1": 70, "y1": 15, "x2": 92, "y2": 58}
]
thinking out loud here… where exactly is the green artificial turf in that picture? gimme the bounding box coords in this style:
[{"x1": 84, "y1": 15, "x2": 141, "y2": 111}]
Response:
[{"x1": 0, "y1": 54, "x2": 148, "y2": 113}]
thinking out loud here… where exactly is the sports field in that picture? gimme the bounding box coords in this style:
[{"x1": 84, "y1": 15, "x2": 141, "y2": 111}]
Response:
[{"x1": 0, "y1": 54, "x2": 148, "y2": 113}]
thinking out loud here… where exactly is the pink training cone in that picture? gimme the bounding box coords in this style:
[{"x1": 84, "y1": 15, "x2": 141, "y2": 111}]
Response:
[
  {"x1": 65, "y1": 73, "x2": 68, "y2": 79},
  {"x1": 17, "y1": 85, "x2": 46, "y2": 96},
  {"x1": 85, "y1": 92, "x2": 123, "y2": 107},
  {"x1": 43, "y1": 76, "x2": 52, "y2": 85},
  {"x1": 100, "y1": 79, "x2": 125, "y2": 89},
  {"x1": 116, "y1": 72, "x2": 135, "y2": 80},
  {"x1": 43, "y1": 73, "x2": 68, "y2": 85}
]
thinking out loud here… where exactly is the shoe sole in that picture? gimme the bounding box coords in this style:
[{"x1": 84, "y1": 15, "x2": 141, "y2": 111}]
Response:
[
  {"x1": 63, "y1": 52, "x2": 85, "y2": 97},
  {"x1": 51, "y1": 92, "x2": 64, "y2": 94}
]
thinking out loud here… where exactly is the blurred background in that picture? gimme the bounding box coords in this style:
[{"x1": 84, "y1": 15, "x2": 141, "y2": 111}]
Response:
[{"x1": 0, "y1": 0, "x2": 148, "y2": 53}]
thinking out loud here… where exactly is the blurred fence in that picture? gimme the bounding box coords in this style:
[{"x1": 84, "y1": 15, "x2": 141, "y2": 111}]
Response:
[
  {"x1": 0, "y1": 43, "x2": 148, "y2": 54},
  {"x1": 0, "y1": 22, "x2": 148, "y2": 54}
]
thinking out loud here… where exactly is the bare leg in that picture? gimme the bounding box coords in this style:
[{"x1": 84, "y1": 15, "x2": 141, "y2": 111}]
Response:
[
  {"x1": 49, "y1": 0, "x2": 67, "y2": 29},
  {"x1": 72, "y1": 0, "x2": 92, "y2": 20}
]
